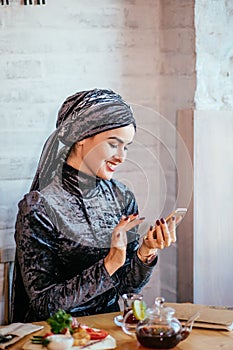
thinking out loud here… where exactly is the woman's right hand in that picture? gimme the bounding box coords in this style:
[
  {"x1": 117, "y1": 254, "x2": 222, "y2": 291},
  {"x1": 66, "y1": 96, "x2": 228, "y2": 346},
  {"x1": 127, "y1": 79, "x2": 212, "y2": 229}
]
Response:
[{"x1": 104, "y1": 214, "x2": 145, "y2": 276}]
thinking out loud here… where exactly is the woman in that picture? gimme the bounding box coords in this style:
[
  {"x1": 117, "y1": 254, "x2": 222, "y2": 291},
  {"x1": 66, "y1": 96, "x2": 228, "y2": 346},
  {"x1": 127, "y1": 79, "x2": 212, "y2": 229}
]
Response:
[{"x1": 11, "y1": 88, "x2": 176, "y2": 322}]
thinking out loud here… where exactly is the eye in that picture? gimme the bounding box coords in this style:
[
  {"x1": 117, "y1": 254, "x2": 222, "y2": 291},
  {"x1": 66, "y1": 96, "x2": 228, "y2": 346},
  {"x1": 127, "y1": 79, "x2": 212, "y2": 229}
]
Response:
[{"x1": 109, "y1": 143, "x2": 118, "y2": 149}]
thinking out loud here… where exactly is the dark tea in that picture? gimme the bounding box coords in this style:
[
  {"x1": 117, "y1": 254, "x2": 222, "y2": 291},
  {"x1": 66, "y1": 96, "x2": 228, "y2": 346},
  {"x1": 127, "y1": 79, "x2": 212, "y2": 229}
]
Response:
[
  {"x1": 122, "y1": 293, "x2": 143, "y2": 325},
  {"x1": 123, "y1": 308, "x2": 138, "y2": 324},
  {"x1": 136, "y1": 325, "x2": 185, "y2": 349}
]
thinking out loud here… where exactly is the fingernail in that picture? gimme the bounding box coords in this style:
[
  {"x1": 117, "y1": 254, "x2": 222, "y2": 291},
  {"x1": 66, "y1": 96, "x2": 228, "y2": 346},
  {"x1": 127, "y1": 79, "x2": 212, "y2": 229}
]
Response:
[
  {"x1": 156, "y1": 219, "x2": 160, "y2": 226},
  {"x1": 116, "y1": 233, "x2": 120, "y2": 237},
  {"x1": 172, "y1": 216, "x2": 176, "y2": 221},
  {"x1": 161, "y1": 218, "x2": 165, "y2": 224},
  {"x1": 150, "y1": 225, "x2": 153, "y2": 231},
  {"x1": 139, "y1": 216, "x2": 145, "y2": 220},
  {"x1": 133, "y1": 213, "x2": 138, "y2": 216},
  {"x1": 124, "y1": 216, "x2": 129, "y2": 221}
]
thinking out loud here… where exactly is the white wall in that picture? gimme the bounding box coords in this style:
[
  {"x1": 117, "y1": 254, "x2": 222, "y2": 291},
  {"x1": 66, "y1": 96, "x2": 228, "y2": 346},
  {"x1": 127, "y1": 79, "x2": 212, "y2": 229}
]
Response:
[
  {"x1": 194, "y1": 0, "x2": 233, "y2": 306},
  {"x1": 194, "y1": 111, "x2": 233, "y2": 306}
]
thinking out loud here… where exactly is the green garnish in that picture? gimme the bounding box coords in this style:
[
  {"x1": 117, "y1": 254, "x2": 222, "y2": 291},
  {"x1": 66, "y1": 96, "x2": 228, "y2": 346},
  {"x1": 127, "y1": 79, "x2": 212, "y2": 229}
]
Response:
[
  {"x1": 46, "y1": 309, "x2": 73, "y2": 334},
  {"x1": 31, "y1": 336, "x2": 50, "y2": 346}
]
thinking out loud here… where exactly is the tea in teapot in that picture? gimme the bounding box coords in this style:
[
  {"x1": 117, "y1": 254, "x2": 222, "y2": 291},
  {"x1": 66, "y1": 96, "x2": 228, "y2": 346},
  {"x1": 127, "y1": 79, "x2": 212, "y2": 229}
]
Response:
[{"x1": 122, "y1": 296, "x2": 199, "y2": 349}]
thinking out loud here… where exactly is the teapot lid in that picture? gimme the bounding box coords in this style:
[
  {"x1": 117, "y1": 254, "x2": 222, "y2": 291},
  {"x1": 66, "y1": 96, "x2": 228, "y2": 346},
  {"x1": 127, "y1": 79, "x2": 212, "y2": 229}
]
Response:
[{"x1": 146, "y1": 297, "x2": 176, "y2": 320}]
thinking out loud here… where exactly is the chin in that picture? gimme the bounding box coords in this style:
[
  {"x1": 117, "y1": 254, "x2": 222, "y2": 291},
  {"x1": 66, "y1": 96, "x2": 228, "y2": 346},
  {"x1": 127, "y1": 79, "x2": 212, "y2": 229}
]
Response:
[{"x1": 97, "y1": 172, "x2": 114, "y2": 180}]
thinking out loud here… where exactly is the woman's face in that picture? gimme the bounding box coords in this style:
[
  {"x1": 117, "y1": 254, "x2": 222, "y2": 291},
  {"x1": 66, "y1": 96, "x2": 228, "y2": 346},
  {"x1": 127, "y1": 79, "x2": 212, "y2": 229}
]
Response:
[{"x1": 68, "y1": 124, "x2": 135, "y2": 180}]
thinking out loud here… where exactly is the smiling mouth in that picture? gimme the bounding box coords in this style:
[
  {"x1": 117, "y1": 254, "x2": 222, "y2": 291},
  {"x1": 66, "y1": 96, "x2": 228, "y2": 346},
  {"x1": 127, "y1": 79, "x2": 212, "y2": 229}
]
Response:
[{"x1": 106, "y1": 161, "x2": 118, "y2": 172}]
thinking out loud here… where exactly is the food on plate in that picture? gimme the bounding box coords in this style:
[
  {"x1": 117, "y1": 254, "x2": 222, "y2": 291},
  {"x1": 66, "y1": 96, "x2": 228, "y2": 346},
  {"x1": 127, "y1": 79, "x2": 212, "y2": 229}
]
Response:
[
  {"x1": 85, "y1": 327, "x2": 109, "y2": 340},
  {"x1": 31, "y1": 309, "x2": 109, "y2": 347},
  {"x1": 72, "y1": 325, "x2": 91, "y2": 346},
  {"x1": 46, "y1": 309, "x2": 74, "y2": 334},
  {"x1": 46, "y1": 334, "x2": 74, "y2": 350}
]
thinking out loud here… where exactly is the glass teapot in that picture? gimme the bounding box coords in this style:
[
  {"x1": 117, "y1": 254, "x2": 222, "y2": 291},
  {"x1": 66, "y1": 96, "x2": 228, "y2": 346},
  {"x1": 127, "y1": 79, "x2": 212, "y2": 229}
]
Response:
[{"x1": 122, "y1": 296, "x2": 199, "y2": 349}]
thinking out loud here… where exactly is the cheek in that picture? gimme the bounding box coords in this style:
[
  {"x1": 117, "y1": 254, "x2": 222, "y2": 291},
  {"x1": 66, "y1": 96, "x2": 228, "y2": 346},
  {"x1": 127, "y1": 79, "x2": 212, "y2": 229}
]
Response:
[
  {"x1": 93, "y1": 144, "x2": 113, "y2": 159},
  {"x1": 84, "y1": 145, "x2": 110, "y2": 165}
]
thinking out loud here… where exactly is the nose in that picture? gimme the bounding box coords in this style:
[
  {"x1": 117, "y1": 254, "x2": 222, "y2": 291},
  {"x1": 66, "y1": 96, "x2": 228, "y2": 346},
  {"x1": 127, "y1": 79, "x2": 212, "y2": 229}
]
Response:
[{"x1": 115, "y1": 148, "x2": 126, "y2": 163}]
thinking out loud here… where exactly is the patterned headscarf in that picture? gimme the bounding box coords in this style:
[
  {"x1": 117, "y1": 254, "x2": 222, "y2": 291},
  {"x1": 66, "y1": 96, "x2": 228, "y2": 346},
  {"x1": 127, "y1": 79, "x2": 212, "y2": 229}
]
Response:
[{"x1": 30, "y1": 88, "x2": 136, "y2": 191}]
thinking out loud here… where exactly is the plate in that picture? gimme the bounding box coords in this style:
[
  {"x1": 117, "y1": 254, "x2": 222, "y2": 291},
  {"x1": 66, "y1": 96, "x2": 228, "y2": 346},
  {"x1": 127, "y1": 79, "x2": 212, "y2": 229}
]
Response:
[
  {"x1": 114, "y1": 314, "x2": 123, "y2": 327},
  {"x1": 23, "y1": 334, "x2": 116, "y2": 350}
]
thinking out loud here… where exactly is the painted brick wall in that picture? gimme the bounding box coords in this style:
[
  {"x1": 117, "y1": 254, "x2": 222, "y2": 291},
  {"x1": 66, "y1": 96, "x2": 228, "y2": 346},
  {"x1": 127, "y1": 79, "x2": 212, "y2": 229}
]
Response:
[
  {"x1": 0, "y1": 0, "x2": 161, "y2": 242},
  {"x1": 195, "y1": 0, "x2": 233, "y2": 108}
]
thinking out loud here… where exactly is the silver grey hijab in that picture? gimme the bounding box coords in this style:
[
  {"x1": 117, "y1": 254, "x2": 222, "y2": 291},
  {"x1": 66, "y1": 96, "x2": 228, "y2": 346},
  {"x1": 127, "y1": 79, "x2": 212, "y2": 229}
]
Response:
[{"x1": 30, "y1": 88, "x2": 136, "y2": 191}]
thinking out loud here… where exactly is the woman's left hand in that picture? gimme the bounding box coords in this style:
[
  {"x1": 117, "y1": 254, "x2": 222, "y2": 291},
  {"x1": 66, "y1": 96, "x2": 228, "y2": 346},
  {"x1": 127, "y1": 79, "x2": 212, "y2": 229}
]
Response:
[{"x1": 137, "y1": 217, "x2": 176, "y2": 263}]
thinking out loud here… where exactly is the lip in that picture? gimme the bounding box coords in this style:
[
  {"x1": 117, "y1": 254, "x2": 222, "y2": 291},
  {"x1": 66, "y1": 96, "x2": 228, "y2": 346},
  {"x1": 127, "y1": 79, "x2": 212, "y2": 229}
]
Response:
[{"x1": 106, "y1": 161, "x2": 118, "y2": 172}]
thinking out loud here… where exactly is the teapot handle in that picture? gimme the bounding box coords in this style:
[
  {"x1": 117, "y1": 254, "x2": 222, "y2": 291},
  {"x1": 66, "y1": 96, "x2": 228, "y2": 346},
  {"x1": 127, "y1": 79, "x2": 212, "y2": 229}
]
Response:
[
  {"x1": 121, "y1": 310, "x2": 137, "y2": 337},
  {"x1": 180, "y1": 312, "x2": 200, "y2": 341}
]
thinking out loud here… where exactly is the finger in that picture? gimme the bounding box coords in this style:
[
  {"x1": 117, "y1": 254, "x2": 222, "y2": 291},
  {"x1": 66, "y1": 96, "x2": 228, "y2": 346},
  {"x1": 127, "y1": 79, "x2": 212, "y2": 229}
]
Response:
[
  {"x1": 126, "y1": 217, "x2": 145, "y2": 231},
  {"x1": 170, "y1": 216, "x2": 177, "y2": 242},
  {"x1": 154, "y1": 223, "x2": 165, "y2": 250},
  {"x1": 154, "y1": 219, "x2": 161, "y2": 239},
  {"x1": 117, "y1": 215, "x2": 130, "y2": 227},
  {"x1": 118, "y1": 213, "x2": 139, "y2": 225},
  {"x1": 167, "y1": 216, "x2": 176, "y2": 242},
  {"x1": 146, "y1": 220, "x2": 159, "y2": 243},
  {"x1": 145, "y1": 225, "x2": 154, "y2": 241},
  {"x1": 167, "y1": 215, "x2": 174, "y2": 229},
  {"x1": 160, "y1": 218, "x2": 171, "y2": 247},
  {"x1": 143, "y1": 225, "x2": 157, "y2": 249},
  {"x1": 121, "y1": 215, "x2": 145, "y2": 231}
]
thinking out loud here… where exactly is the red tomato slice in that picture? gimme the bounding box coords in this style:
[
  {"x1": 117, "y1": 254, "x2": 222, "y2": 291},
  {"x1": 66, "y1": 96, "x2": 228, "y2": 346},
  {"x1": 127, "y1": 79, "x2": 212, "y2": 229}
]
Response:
[
  {"x1": 43, "y1": 332, "x2": 54, "y2": 338},
  {"x1": 85, "y1": 327, "x2": 108, "y2": 340}
]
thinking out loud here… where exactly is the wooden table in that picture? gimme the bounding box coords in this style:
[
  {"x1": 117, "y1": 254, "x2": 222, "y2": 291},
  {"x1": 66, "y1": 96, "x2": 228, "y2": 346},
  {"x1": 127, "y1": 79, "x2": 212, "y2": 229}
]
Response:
[{"x1": 6, "y1": 311, "x2": 233, "y2": 350}]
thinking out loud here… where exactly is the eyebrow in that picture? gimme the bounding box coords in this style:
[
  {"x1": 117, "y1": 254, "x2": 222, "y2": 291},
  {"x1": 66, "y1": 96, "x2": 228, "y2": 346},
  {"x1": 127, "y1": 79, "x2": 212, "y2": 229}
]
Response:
[{"x1": 107, "y1": 136, "x2": 133, "y2": 145}]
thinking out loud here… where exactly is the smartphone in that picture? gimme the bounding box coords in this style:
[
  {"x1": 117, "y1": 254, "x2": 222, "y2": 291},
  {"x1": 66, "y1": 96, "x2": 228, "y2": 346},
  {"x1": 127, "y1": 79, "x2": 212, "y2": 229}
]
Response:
[{"x1": 165, "y1": 208, "x2": 187, "y2": 226}]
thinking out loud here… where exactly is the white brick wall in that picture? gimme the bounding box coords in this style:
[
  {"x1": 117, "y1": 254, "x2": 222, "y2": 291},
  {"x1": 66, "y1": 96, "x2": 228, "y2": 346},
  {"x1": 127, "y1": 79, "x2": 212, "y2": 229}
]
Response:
[
  {"x1": 0, "y1": 0, "x2": 160, "y2": 231},
  {"x1": 195, "y1": 0, "x2": 233, "y2": 109}
]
